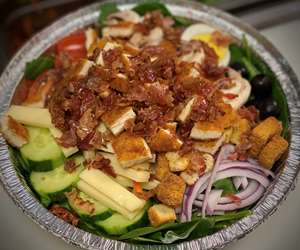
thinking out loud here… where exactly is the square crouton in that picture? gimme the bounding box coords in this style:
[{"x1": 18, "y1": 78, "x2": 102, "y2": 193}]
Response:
[
  {"x1": 155, "y1": 154, "x2": 171, "y2": 181},
  {"x1": 112, "y1": 132, "x2": 152, "y2": 168},
  {"x1": 230, "y1": 118, "x2": 251, "y2": 145},
  {"x1": 150, "y1": 128, "x2": 183, "y2": 152},
  {"x1": 193, "y1": 134, "x2": 225, "y2": 155},
  {"x1": 148, "y1": 204, "x2": 176, "y2": 227},
  {"x1": 180, "y1": 171, "x2": 198, "y2": 186},
  {"x1": 177, "y1": 97, "x2": 196, "y2": 123},
  {"x1": 155, "y1": 173, "x2": 186, "y2": 208},
  {"x1": 258, "y1": 135, "x2": 288, "y2": 169},
  {"x1": 165, "y1": 152, "x2": 190, "y2": 172},
  {"x1": 249, "y1": 117, "x2": 282, "y2": 157},
  {"x1": 75, "y1": 59, "x2": 94, "y2": 77},
  {"x1": 101, "y1": 107, "x2": 136, "y2": 136},
  {"x1": 190, "y1": 121, "x2": 224, "y2": 140}
]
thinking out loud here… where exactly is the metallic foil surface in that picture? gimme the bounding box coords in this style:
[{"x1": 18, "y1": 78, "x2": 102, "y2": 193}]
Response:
[{"x1": 0, "y1": 1, "x2": 300, "y2": 249}]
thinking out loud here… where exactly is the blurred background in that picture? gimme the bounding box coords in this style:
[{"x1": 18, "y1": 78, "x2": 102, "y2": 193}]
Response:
[
  {"x1": 0, "y1": 1, "x2": 300, "y2": 250},
  {"x1": 0, "y1": 0, "x2": 299, "y2": 72}
]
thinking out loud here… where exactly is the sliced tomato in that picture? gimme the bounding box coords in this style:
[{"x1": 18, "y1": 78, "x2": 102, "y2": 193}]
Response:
[
  {"x1": 226, "y1": 194, "x2": 242, "y2": 205},
  {"x1": 56, "y1": 31, "x2": 86, "y2": 61}
]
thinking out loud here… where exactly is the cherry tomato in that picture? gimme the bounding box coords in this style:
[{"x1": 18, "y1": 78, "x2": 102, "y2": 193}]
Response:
[{"x1": 56, "y1": 31, "x2": 86, "y2": 61}]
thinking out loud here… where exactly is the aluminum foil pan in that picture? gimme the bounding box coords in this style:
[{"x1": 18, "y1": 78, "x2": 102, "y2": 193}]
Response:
[{"x1": 1, "y1": 0, "x2": 300, "y2": 249}]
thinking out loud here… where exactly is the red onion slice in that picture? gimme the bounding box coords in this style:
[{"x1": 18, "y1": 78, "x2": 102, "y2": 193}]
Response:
[
  {"x1": 202, "y1": 144, "x2": 235, "y2": 217},
  {"x1": 219, "y1": 161, "x2": 275, "y2": 178},
  {"x1": 206, "y1": 189, "x2": 223, "y2": 215},
  {"x1": 233, "y1": 176, "x2": 249, "y2": 190},
  {"x1": 197, "y1": 180, "x2": 259, "y2": 204}
]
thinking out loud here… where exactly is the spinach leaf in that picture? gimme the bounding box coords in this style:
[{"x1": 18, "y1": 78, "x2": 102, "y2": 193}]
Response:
[
  {"x1": 98, "y1": 2, "x2": 119, "y2": 27},
  {"x1": 160, "y1": 220, "x2": 200, "y2": 244},
  {"x1": 213, "y1": 178, "x2": 237, "y2": 196},
  {"x1": 132, "y1": 1, "x2": 172, "y2": 17},
  {"x1": 132, "y1": 1, "x2": 191, "y2": 27},
  {"x1": 131, "y1": 236, "x2": 162, "y2": 243},
  {"x1": 118, "y1": 222, "x2": 179, "y2": 240},
  {"x1": 25, "y1": 56, "x2": 54, "y2": 80}
]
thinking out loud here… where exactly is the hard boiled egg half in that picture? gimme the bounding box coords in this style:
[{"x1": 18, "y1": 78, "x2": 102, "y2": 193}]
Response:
[{"x1": 181, "y1": 23, "x2": 231, "y2": 67}]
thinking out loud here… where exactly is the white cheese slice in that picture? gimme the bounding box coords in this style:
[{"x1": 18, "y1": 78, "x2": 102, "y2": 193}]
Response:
[
  {"x1": 100, "y1": 152, "x2": 150, "y2": 182},
  {"x1": 77, "y1": 180, "x2": 141, "y2": 220},
  {"x1": 80, "y1": 168, "x2": 145, "y2": 212}
]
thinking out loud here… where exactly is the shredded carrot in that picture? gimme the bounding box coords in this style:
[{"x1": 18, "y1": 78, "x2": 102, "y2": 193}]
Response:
[{"x1": 133, "y1": 181, "x2": 143, "y2": 194}]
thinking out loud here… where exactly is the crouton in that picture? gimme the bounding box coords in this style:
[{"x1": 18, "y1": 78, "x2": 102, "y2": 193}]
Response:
[
  {"x1": 0, "y1": 115, "x2": 28, "y2": 148},
  {"x1": 249, "y1": 117, "x2": 283, "y2": 157},
  {"x1": 165, "y1": 152, "x2": 189, "y2": 172},
  {"x1": 180, "y1": 171, "x2": 198, "y2": 185},
  {"x1": 112, "y1": 132, "x2": 152, "y2": 168},
  {"x1": 148, "y1": 204, "x2": 176, "y2": 227},
  {"x1": 155, "y1": 154, "x2": 171, "y2": 181},
  {"x1": 177, "y1": 97, "x2": 196, "y2": 123},
  {"x1": 75, "y1": 59, "x2": 94, "y2": 77},
  {"x1": 258, "y1": 135, "x2": 288, "y2": 169},
  {"x1": 150, "y1": 128, "x2": 183, "y2": 152},
  {"x1": 230, "y1": 118, "x2": 251, "y2": 145},
  {"x1": 155, "y1": 173, "x2": 186, "y2": 208},
  {"x1": 190, "y1": 121, "x2": 223, "y2": 140},
  {"x1": 202, "y1": 153, "x2": 214, "y2": 173},
  {"x1": 216, "y1": 104, "x2": 238, "y2": 129},
  {"x1": 193, "y1": 134, "x2": 225, "y2": 155},
  {"x1": 101, "y1": 107, "x2": 136, "y2": 136},
  {"x1": 224, "y1": 127, "x2": 233, "y2": 143}
]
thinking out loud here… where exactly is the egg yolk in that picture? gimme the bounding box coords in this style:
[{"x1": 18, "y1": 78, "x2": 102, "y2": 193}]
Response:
[{"x1": 192, "y1": 33, "x2": 227, "y2": 60}]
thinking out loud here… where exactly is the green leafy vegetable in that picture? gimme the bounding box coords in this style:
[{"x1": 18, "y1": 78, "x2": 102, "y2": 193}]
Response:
[
  {"x1": 24, "y1": 56, "x2": 54, "y2": 80},
  {"x1": 132, "y1": 0, "x2": 191, "y2": 27},
  {"x1": 133, "y1": 1, "x2": 172, "y2": 17},
  {"x1": 119, "y1": 210, "x2": 251, "y2": 243},
  {"x1": 98, "y1": 2, "x2": 120, "y2": 27},
  {"x1": 213, "y1": 178, "x2": 237, "y2": 196},
  {"x1": 229, "y1": 39, "x2": 290, "y2": 137}
]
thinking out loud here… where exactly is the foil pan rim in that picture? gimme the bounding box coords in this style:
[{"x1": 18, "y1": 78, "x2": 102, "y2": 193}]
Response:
[{"x1": 1, "y1": 1, "x2": 300, "y2": 249}]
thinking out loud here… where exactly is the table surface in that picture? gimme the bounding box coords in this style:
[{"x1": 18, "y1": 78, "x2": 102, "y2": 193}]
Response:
[{"x1": 1, "y1": 19, "x2": 300, "y2": 250}]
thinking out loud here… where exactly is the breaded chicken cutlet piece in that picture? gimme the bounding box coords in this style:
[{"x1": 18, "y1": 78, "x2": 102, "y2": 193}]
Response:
[
  {"x1": 112, "y1": 132, "x2": 152, "y2": 168},
  {"x1": 150, "y1": 128, "x2": 183, "y2": 152},
  {"x1": 258, "y1": 135, "x2": 288, "y2": 169},
  {"x1": 155, "y1": 173, "x2": 186, "y2": 208},
  {"x1": 101, "y1": 106, "x2": 136, "y2": 136},
  {"x1": 249, "y1": 117, "x2": 282, "y2": 157}
]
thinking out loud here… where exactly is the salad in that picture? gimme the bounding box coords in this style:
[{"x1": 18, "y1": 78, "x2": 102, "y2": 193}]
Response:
[{"x1": 0, "y1": 1, "x2": 289, "y2": 245}]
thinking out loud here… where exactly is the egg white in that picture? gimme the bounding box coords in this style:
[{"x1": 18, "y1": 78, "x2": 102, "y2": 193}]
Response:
[{"x1": 181, "y1": 23, "x2": 231, "y2": 67}]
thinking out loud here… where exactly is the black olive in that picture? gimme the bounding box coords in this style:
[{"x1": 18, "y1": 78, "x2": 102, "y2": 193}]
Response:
[
  {"x1": 250, "y1": 74, "x2": 273, "y2": 97},
  {"x1": 255, "y1": 96, "x2": 280, "y2": 119},
  {"x1": 230, "y1": 62, "x2": 248, "y2": 78}
]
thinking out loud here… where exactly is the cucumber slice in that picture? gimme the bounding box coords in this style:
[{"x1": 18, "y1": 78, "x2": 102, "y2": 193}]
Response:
[
  {"x1": 67, "y1": 191, "x2": 113, "y2": 221},
  {"x1": 94, "y1": 202, "x2": 150, "y2": 235},
  {"x1": 30, "y1": 156, "x2": 84, "y2": 203},
  {"x1": 20, "y1": 126, "x2": 64, "y2": 172}
]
